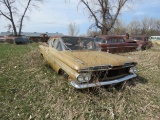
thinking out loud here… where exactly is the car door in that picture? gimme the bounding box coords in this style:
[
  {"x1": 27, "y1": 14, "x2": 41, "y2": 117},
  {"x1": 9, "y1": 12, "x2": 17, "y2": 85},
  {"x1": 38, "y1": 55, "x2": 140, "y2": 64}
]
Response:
[
  {"x1": 117, "y1": 37, "x2": 128, "y2": 52},
  {"x1": 43, "y1": 38, "x2": 64, "y2": 71},
  {"x1": 106, "y1": 37, "x2": 118, "y2": 53},
  {"x1": 44, "y1": 39, "x2": 59, "y2": 65},
  {"x1": 117, "y1": 37, "x2": 137, "y2": 52},
  {"x1": 95, "y1": 37, "x2": 118, "y2": 53}
]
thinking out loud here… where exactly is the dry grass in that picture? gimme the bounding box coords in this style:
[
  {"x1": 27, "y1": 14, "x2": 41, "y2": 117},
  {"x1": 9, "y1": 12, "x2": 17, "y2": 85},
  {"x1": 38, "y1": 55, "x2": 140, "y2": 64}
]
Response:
[{"x1": 0, "y1": 43, "x2": 160, "y2": 119}]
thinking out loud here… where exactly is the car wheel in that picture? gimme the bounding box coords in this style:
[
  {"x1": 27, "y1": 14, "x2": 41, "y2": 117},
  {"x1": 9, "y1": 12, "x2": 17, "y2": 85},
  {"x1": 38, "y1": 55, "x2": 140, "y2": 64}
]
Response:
[{"x1": 59, "y1": 69, "x2": 68, "y2": 79}]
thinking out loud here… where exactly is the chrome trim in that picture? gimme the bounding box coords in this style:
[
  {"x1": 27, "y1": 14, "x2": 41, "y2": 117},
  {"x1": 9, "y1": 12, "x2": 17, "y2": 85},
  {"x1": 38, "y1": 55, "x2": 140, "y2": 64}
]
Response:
[
  {"x1": 123, "y1": 62, "x2": 136, "y2": 67},
  {"x1": 70, "y1": 74, "x2": 137, "y2": 89},
  {"x1": 78, "y1": 65, "x2": 112, "y2": 72}
]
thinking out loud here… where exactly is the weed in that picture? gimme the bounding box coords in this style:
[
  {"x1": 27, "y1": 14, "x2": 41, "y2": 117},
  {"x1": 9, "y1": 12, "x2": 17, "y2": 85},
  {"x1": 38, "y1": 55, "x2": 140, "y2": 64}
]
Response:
[{"x1": 0, "y1": 43, "x2": 160, "y2": 119}]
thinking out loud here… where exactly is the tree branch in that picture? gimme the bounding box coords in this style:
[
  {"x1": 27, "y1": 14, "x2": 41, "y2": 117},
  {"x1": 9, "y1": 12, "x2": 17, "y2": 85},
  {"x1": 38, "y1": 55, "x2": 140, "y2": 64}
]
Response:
[
  {"x1": 81, "y1": 0, "x2": 102, "y2": 29},
  {"x1": 0, "y1": 10, "x2": 11, "y2": 20},
  {"x1": 18, "y1": 0, "x2": 32, "y2": 35}
]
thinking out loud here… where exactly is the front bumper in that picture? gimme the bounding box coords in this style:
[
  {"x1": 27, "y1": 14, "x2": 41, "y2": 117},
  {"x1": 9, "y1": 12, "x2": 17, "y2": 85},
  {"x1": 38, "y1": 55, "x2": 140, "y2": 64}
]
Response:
[{"x1": 70, "y1": 74, "x2": 137, "y2": 89}]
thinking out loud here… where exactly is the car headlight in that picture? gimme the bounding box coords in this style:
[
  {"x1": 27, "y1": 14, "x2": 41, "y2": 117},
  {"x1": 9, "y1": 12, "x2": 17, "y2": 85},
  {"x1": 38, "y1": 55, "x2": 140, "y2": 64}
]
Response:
[
  {"x1": 77, "y1": 73, "x2": 91, "y2": 83},
  {"x1": 129, "y1": 67, "x2": 137, "y2": 73}
]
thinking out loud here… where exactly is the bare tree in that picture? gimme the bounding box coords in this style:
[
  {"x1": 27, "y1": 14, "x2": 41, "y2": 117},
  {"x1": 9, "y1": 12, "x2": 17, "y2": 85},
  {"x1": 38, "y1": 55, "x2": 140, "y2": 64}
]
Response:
[
  {"x1": 87, "y1": 29, "x2": 101, "y2": 37},
  {"x1": 0, "y1": 0, "x2": 43, "y2": 36},
  {"x1": 127, "y1": 19, "x2": 141, "y2": 35},
  {"x1": 5, "y1": 24, "x2": 12, "y2": 32},
  {"x1": 113, "y1": 19, "x2": 126, "y2": 35},
  {"x1": 155, "y1": 20, "x2": 160, "y2": 35},
  {"x1": 125, "y1": 17, "x2": 160, "y2": 36},
  {"x1": 140, "y1": 17, "x2": 158, "y2": 35},
  {"x1": 68, "y1": 22, "x2": 79, "y2": 36},
  {"x1": 79, "y1": 0, "x2": 133, "y2": 35}
]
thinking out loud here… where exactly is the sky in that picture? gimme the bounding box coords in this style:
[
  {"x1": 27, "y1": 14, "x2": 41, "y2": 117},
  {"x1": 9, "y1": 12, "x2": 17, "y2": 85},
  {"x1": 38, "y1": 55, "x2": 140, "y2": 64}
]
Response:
[{"x1": 0, "y1": 0, "x2": 160, "y2": 35}]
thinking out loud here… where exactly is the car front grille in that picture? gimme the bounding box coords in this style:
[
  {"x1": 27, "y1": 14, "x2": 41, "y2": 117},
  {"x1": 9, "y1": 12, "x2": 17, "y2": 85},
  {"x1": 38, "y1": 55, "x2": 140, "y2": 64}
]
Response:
[{"x1": 91, "y1": 67, "x2": 130, "y2": 82}]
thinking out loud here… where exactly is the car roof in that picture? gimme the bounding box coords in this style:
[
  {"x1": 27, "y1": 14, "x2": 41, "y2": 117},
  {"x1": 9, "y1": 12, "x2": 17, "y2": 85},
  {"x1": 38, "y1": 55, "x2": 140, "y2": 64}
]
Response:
[
  {"x1": 96, "y1": 35, "x2": 124, "y2": 39},
  {"x1": 50, "y1": 35, "x2": 94, "y2": 39},
  {"x1": 131, "y1": 35, "x2": 149, "y2": 38}
]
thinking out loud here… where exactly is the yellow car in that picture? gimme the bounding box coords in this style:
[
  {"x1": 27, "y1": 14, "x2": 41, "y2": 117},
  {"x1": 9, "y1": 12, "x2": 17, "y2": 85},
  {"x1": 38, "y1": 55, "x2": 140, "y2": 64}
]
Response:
[{"x1": 39, "y1": 36, "x2": 137, "y2": 89}]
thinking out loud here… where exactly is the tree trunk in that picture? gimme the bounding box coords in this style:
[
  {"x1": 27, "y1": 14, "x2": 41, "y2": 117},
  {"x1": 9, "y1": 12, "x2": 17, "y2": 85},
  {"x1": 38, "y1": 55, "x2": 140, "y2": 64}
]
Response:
[
  {"x1": 18, "y1": 0, "x2": 31, "y2": 36},
  {"x1": 101, "y1": 27, "x2": 108, "y2": 35},
  {"x1": 11, "y1": 21, "x2": 18, "y2": 36}
]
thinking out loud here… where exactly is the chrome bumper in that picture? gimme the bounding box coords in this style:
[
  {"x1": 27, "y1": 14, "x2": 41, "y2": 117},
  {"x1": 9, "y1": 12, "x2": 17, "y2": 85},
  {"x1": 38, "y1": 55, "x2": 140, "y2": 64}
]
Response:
[{"x1": 70, "y1": 74, "x2": 137, "y2": 89}]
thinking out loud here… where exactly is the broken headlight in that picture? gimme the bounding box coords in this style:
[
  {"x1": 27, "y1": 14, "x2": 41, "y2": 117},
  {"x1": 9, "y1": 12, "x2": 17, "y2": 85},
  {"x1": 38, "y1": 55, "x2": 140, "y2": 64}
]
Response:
[
  {"x1": 77, "y1": 73, "x2": 91, "y2": 83},
  {"x1": 129, "y1": 67, "x2": 137, "y2": 73}
]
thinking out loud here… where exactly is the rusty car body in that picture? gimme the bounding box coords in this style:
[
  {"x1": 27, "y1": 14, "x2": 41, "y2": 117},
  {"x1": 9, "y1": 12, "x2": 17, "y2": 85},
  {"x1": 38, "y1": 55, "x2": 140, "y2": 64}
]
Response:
[
  {"x1": 0, "y1": 36, "x2": 32, "y2": 44},
  {"x1": 130, "y1": 35, "x2": 152, "y2": 50},
  {"x1": 0, "y1": 36, "x2": 17, "y2": 44},
  {"x1": 95, "y1": 35, "x2": 138, "y2": 53},
  {"x1": 39, "y1": 36, "x2": 137, "y2": 89}
]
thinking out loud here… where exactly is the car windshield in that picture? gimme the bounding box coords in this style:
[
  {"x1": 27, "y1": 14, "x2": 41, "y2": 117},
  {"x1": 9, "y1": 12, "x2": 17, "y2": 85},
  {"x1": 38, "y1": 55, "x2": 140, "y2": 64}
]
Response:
[
  {"x1": 61, "y1": 37, "x2": 99, "y2": 51},
  {"x1": 132, "y1": 37, "x2": 143, "y2": 40}
]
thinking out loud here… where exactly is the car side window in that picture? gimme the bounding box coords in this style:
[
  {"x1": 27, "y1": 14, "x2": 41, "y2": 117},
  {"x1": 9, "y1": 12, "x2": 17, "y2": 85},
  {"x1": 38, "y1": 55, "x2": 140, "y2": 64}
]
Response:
[
  {"x1": 95, "y1": 37, "x2": 105, "y2": 43},
  {"x1": 117, "y1": 38, "x2": 124, "y2": 43},
  {"x1": 133, "y1": 37, "x2": 142, "y2": 40},
  {"x1": 107, "y1": 38, "x2": 117, "y2": 44}
]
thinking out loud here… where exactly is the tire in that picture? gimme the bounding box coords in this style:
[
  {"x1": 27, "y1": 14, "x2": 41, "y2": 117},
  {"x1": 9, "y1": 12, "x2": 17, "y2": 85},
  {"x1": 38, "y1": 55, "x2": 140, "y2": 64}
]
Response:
[{"x1": 59, "y1": 69, "x2": 68, "y2": 79}]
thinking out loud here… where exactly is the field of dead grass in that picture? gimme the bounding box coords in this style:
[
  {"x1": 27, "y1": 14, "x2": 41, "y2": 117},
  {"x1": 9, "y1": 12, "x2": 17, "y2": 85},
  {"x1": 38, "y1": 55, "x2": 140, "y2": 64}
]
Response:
[{"x1": 0, "y1": 43, "x2": 160, "y2": 119}]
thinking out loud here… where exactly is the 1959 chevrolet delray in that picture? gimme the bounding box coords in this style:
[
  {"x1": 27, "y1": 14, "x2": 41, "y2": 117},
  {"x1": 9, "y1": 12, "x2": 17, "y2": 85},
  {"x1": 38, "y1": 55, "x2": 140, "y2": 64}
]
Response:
[{"x1": 39, "y1": 36, "x2": 137, "y2": 89}]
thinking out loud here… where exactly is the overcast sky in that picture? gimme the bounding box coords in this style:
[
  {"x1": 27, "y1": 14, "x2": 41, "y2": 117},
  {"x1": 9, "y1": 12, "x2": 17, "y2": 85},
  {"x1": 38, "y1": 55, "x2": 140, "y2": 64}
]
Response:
[{"x1": 0, "y1": 0, "x2": 160, "y2": 35}]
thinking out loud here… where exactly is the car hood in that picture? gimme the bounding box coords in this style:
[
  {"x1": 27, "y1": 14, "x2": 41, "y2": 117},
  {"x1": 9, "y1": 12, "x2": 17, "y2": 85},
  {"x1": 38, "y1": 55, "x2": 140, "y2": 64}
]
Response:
[{"x1": 57, "y1": 51, "x2": 135, "y2": 70}]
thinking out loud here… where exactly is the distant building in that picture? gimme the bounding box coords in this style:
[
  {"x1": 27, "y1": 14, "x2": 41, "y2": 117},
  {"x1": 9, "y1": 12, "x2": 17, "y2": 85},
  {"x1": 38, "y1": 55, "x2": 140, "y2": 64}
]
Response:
[{"x1": 0, "y1": 32, "x2": 63, "y2": 42}]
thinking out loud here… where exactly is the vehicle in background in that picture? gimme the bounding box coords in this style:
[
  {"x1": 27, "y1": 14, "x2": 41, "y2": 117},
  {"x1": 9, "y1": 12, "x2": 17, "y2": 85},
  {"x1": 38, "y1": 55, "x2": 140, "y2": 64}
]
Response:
[
  {"x1": 15, "y1": 36, "x2": 32, "y2": 44},
  {"x1": 0, "y1": 36, "x2": 32, "y2": 44},
  {"x1": 0, "y1": 38, "x2": 6, "y2": 43},
  {"x1": 149, "y1": 36, "x2": 160, "y2": 45},
  {"x1": 95, "y1": 35, "x2": 138, "y2": 53},
  {"x1": 130, "y1": 35, "x2": 152, "y2": 50},
  {"x1": 0, "y1": 36, "x2": 17, "y2": 44},
  {"x1": 39, "y1": 36, "x2": 137, "y2": 89}
]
